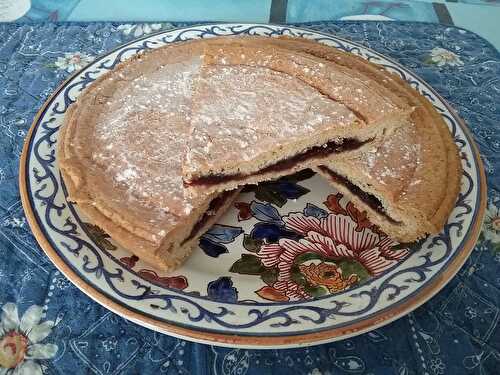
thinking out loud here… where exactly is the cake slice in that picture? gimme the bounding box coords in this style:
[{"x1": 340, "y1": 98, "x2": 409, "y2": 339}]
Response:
[
  {"x1": 58, "y1": 40, "x2": 240, "y2": 271},
  {"x1": 267, "y1": 37, "x2": 463, "y2": 241},
  {"x1": 57, "y1": 34, "x2": 461, "y2": 271},
  {"x1": 182, "y1": 42, "x2": 413, "y2": 196},
  {"x1": 189, "y1": 36, "x2": 461, "y2": 242},
  {"x1": 316, "y1": 106, "x2": 460, "y2": 242}
]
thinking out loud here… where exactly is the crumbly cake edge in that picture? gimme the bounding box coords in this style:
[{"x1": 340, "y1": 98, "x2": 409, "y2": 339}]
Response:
[{"x1": 56, "y1": 39, "x2": 238, "y2": 271}]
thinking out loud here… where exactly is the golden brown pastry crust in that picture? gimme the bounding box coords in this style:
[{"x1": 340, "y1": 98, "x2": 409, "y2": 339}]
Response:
[
  {"x1": 58, "y1": 35, "x2": 461, "y2": 268},
  {"x1": 58, "y1": 39, "x2": 240, "y2": 271},
  {"x1": 268, "y1": 37, "x2": 460, "y2": 240},
  {"x1": 182, "y1": 40, "x2": 413, "y2": 195}
]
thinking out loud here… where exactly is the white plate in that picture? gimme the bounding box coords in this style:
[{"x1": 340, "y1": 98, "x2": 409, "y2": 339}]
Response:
[{"x1": 20, "y1": 23, "x2": 486, "y2": 349}]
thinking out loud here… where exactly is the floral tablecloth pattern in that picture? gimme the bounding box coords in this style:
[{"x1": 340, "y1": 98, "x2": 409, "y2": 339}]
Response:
[{"x1": 0, "y1": 21, "x2": 499, "y2": 375}]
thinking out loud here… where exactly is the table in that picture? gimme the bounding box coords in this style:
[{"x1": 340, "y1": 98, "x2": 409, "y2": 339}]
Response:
[
  {"x1": 0, "y1": 21, "x2": 499, "y2": 375},
  {"x1": 2, "y1": 0, "x2": 500, "y2": 51}
]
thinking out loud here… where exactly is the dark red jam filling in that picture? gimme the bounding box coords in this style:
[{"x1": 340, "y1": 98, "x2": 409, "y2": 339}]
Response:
[
  {"x1": 181, "y1": 191, "x2": 234, "y2": 244},
  {"x1": 188, "y1": 138, "x2": 370, "y2": 186},
  {"x1": 318, "y1": 166, "x2": 400, "y2": 224}
]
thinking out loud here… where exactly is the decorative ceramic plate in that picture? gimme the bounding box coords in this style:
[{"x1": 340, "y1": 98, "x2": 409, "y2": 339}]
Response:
[{"x1": 20, "y1": 23, "x2": 486, "y2": 349}]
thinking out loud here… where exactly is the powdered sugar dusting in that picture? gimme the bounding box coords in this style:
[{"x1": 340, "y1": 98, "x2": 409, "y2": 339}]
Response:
[
  {"x1": 359, "y1": 121, "x2": 421, "y2": 188},
  {"x1": 186, "y1": 64, "x2": 357, "y2": 171},
  {"x1": 115, "y1": 168, "x2": 138, "y2": 183},
  {"x1": 90, "y1": 58, "x2": 202, "y2": 217}
]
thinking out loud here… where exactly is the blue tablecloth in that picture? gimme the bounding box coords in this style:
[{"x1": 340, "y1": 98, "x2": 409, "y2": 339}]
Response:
[{"x1": 0, "y1": 21, "x2": 499, "y2": 375}]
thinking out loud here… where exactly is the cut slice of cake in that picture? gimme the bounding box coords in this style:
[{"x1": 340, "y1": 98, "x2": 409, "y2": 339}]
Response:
[
  {"x1": 268, "y1": 37, "x2": 463, "y2": 241},
  {"x1": 316, "y1": 107, "x2": 460, "y2": 242},
  {"x1": 58, "y1": 39, "x2": 240, "y2": 271},
  {"x1": 57, "y1": 34, "x2": 461, "y2": 271},
  {"x1": 182, "y1": 42, "x2": 413, "y2": 196},
  {"x1": 188, "y1": 36, "x2": 461, "y2": 242}
]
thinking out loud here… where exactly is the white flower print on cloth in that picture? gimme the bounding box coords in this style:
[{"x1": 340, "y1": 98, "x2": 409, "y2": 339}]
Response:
[
  {"x1": 101, "y1": 336, "x2": 117, "y2": 352},
  {"x1": 0, "y1": 303, "x2": 58, "y2": 374},
  {"x1": 483, "y1": 201, "x2": 500, "y2": 244},
  {"x1": 54, "y1": 52, "x2": 93, "y2": 73},
  {"x1": 430, "y1": 358, "x2": 446, "y2": 374},
  {"x1": 2, "y1": 217, "x2": 25, "y2": 228},
  {"x1": 464, "y1": 306, "x2": 477, "y2": 320},
  {"x1": 53, "y1": 277, "x2": 70, "y2": 290},
  {"x1": 117, "y1": 23, "x2": 164, "y2": 38},
  {"x1": 427, "y1": 47, "x2": 464, "y2": 67}
]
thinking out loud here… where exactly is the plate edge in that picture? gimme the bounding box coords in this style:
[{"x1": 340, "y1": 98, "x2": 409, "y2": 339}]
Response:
[{"x1": 18, "y1": 23, "x2": 488, "y2": 348}]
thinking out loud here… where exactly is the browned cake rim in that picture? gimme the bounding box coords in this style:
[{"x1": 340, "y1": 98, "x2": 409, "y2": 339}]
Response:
[{"x1": 269, "y1": 36, "x2": 461, "y2": 239}]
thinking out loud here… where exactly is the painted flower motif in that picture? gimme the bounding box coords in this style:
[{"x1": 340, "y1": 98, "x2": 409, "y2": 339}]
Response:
[
  {"x1": 117, "y1": 23, "x2": 163, "y2": 38},
  {"x1": 298, "y1": 262, "x2": 358, "y2": 293},
  {"x1": 54, "y1": 52, "x2": 93, "y2": 73},
  {"x1": 0, "y1": 303, "x2": 58, "y2": 374},
  {"x1": 120, "y1": 255, "x2": 139, "y2": 269},
  {"x1": 207, "y1": 277, "x2": 239, "y2": 303},
  {"x1": 199, "y1": 225, "x2": 243, "y2": 258},
  {"x1": 137, "y1": 270, "x2": 188, "y2": 290},
  {"x1": 428, "y1": 47, "x2": 464, "y2": 67},
  {"x1": 482, "y1": 202, "x2": 500, "y2": 244},
  {"x1": 256, "y1": 212, "x2": 409, "y2": 301},
  {"x1": 234, "y1": 202, "x2": 252, "y2": 221}
]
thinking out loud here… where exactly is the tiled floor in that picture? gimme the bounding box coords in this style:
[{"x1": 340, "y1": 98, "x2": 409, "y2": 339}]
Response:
[{"x1": 3, "y1": 0, "x2": 499, "y2": 50}]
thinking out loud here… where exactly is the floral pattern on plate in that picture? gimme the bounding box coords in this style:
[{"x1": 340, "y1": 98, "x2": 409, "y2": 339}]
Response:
[{"x1": 230, "y1": 192, "x2": 409, "y2": 302}]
